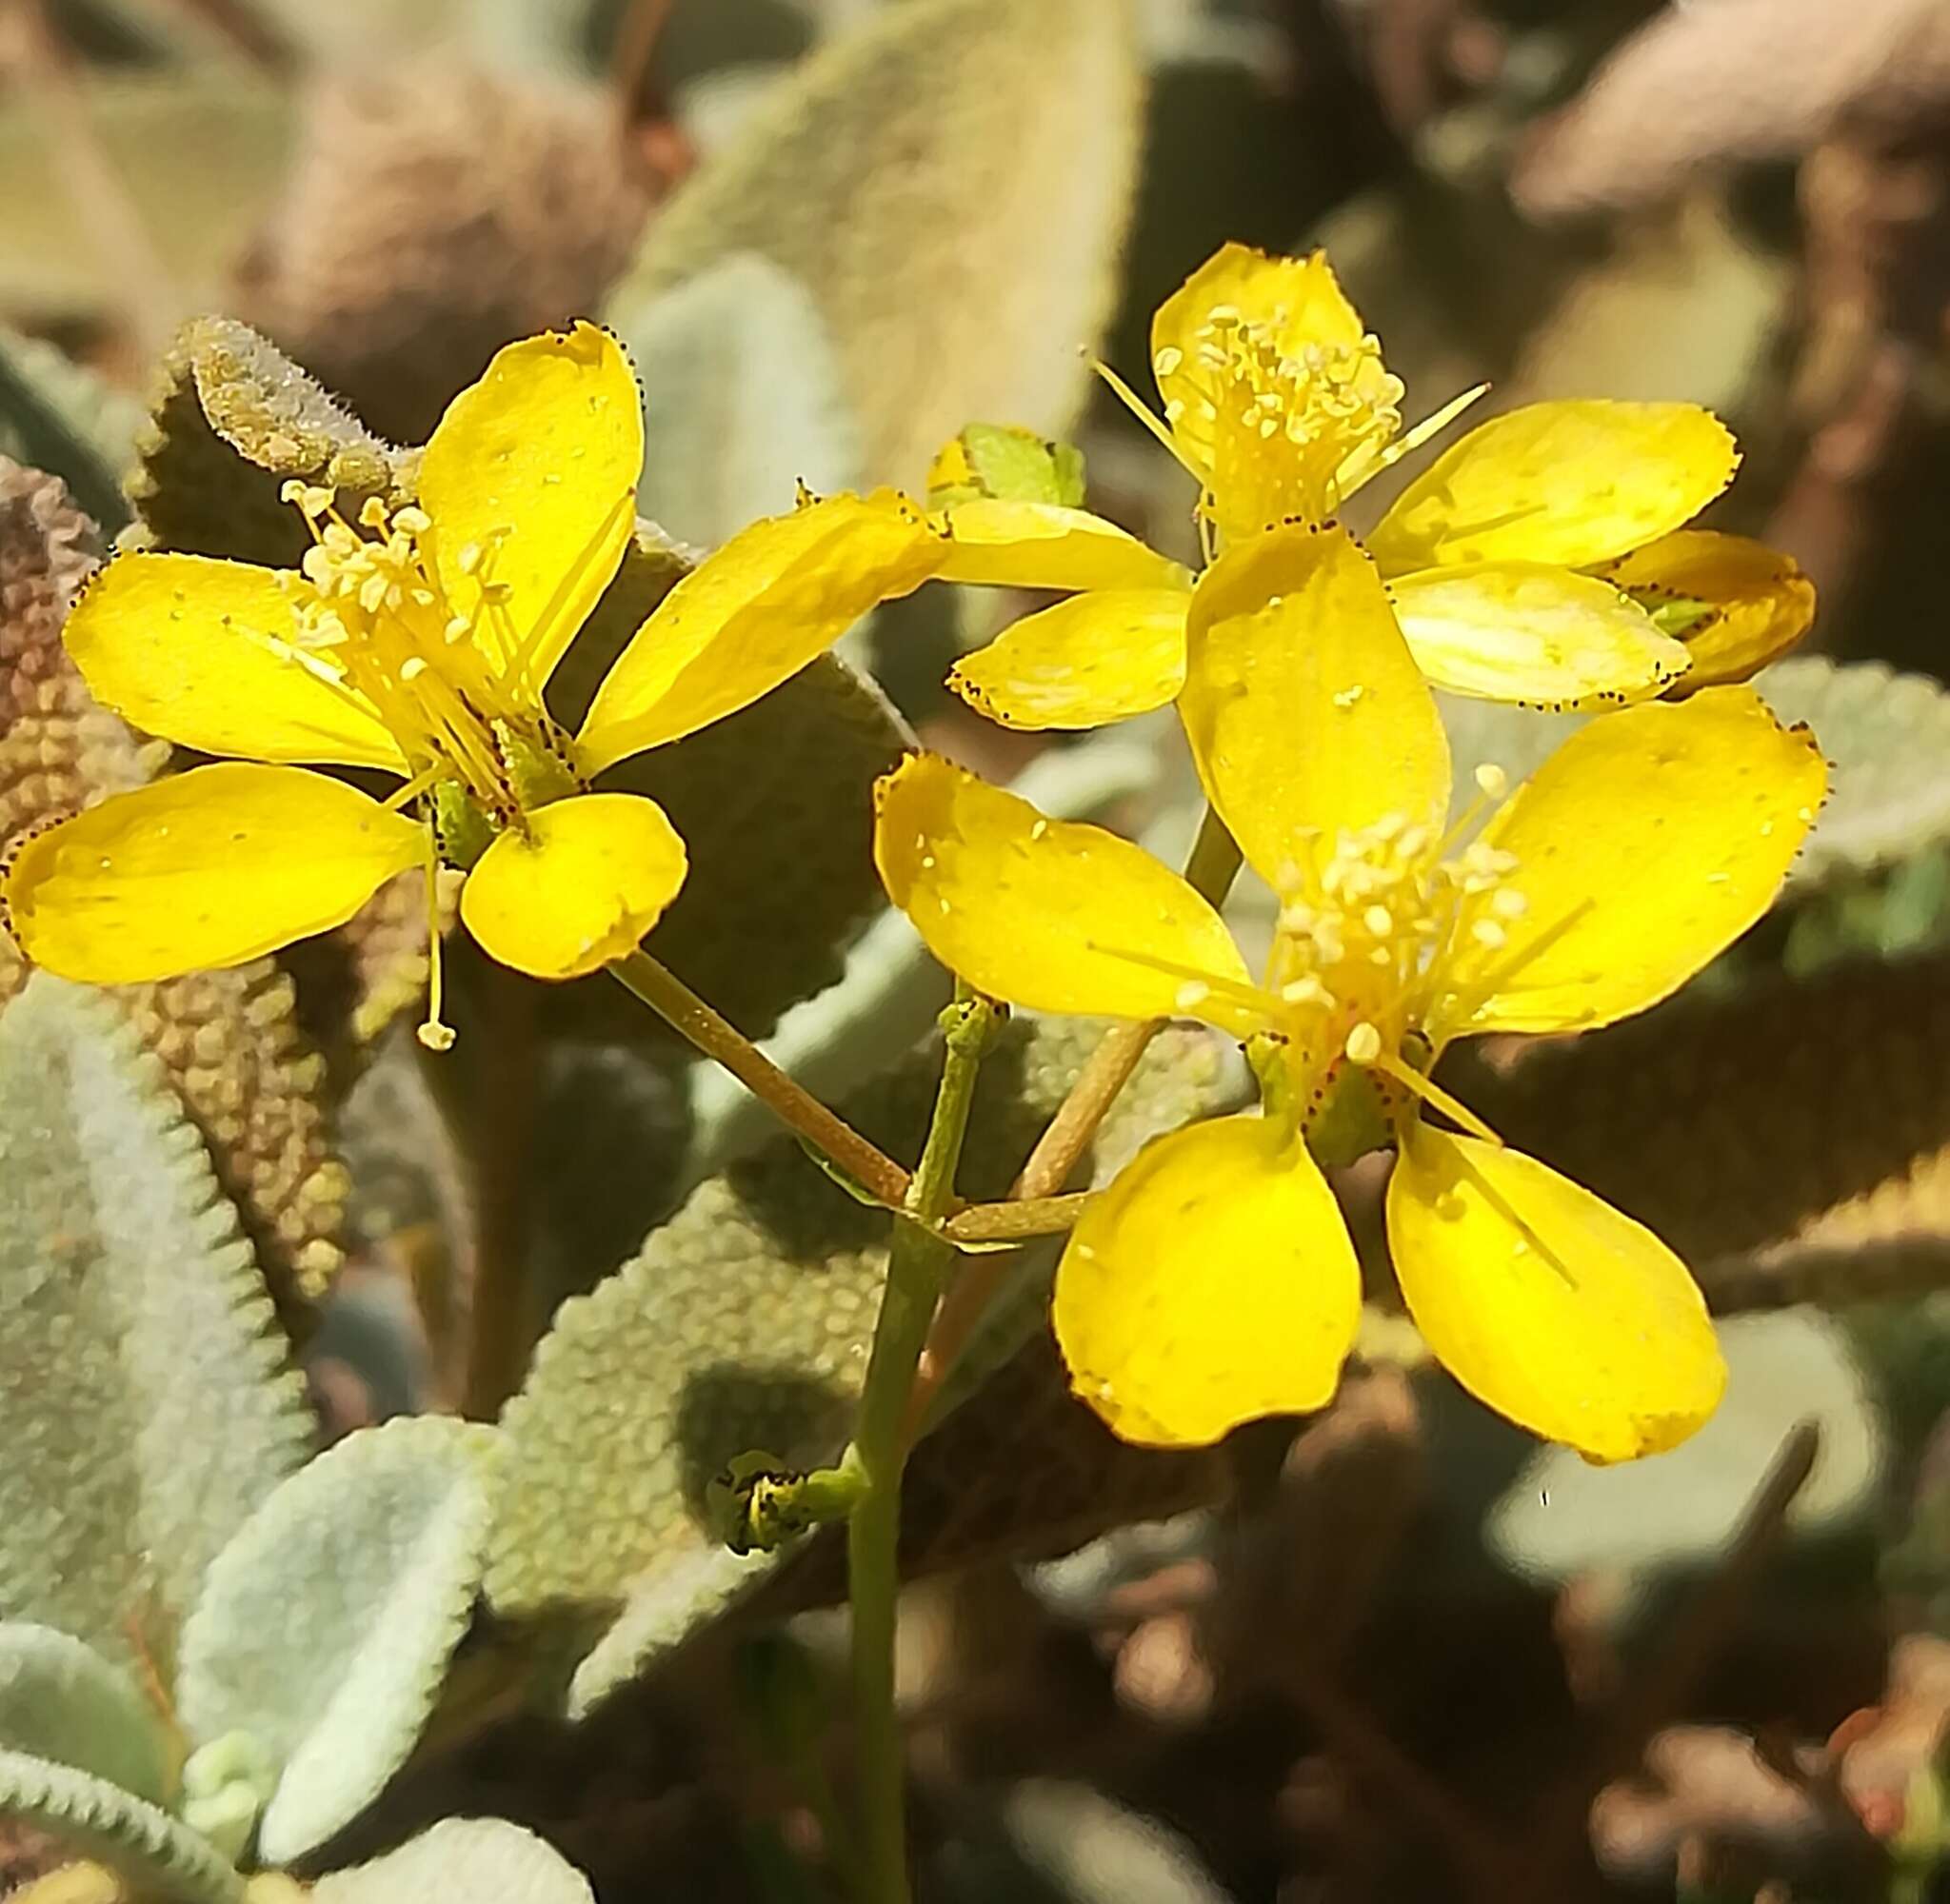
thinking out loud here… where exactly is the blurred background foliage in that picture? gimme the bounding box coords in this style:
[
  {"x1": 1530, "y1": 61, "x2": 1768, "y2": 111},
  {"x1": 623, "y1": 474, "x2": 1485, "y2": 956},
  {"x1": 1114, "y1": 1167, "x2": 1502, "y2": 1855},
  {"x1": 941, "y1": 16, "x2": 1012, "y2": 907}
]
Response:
[{"x1": 4, "y1": 0, "x2": 1950, "y2": 1899}]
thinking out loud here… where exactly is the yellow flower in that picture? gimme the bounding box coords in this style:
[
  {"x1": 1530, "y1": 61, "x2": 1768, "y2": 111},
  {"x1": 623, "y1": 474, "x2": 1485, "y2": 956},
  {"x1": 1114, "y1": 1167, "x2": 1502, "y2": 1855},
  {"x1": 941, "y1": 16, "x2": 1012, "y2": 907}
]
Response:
[
  {"x1": 2, "y1": 324, "x2": 944, "y2": 1045},
  {"x1": 874, "y1": 524, "x2": 1826, "y2": 1460},
  {"x1": 932, "y1": 243, "x2": 1813, "y2": 730}
]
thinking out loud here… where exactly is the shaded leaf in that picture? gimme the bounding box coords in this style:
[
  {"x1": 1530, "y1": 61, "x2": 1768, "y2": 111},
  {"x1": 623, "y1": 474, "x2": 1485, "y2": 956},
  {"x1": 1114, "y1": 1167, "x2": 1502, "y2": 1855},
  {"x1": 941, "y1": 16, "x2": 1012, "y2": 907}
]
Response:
[
  {"x1": 1487, "y1": 1313, "x2": 1883, "y2": 1583},
  {"x1": 0, "y1": 1625, "x2": 170, "y2": 1806},
  {"x1": 127, "y1": 317, "x2": 396, "y2": 569},
  {"x1": 0, "y1": 460, "x2": 349, "y2": 1313},
  {"x1": 1458, "y1": 945, "x2": 1950, "y2": 1287},
  {"x1": 0, "y1": 1752, "x2": 240, "y2": 1904},
  {"x1": 622, "y1": 251, "x2": 860, "y2": 549},
  {"x1": 686, "y1": 735, "x2": 1167, "y2": 1177},
  {"x1": 486, "y1": 1015, "x2": 1238, "y2": 1713},
  {"x1": 0, "y1": 974, "x2": 311, "y2": 1675},
  {"x1": 310, "y1": 1816, "x2": 592, "y2": 1904},
  {"x1": 0, "y1": 331, "x2": 140, "y2": 532},
  {"x1": 177, "y1": 1418, "x2": 502, "y2": 1866},
  {"x1": 609, "y1": 0, "x2": 1146, "y2": 486}
]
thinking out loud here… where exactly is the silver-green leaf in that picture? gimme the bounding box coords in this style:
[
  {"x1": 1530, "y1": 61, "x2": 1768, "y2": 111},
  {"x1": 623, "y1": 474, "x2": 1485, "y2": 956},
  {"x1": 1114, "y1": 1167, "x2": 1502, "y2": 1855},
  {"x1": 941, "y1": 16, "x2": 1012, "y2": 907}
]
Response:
[
  {"x1": 0, "y1": 1749, "x2": 242, "y2": 1904},
  {"x1": 624, "y1": 251, "x2": 860, "y2": 550},
  {"x1": 176, "y1": 1417, "x2": 503, "y2": 1865},
  {"x1": 609, "y1": 0, "x2": 1145, "y2": 486},
  {"x1": 0, "y1": 1622, "x2": 170, "y2": 1806},
  {"x1": 0, "y1": 974, "x2": 311, "y2": 1675},
  {"x1": 310, "y1": 1817, "x2": 594, "y2": 1904},
  {"x1": 486, "y1": 1016, "x2": 1238, "y2": 1714}
]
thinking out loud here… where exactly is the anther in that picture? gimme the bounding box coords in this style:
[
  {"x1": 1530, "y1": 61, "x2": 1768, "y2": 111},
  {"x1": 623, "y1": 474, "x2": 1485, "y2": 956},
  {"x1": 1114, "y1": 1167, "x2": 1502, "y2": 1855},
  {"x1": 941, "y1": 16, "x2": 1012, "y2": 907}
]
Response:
[
  {"x1": 1344, "y1": 1021, "x2": 1382, "y2": 1065},
  {"x1": 1474, "y1": 763, "x2": 1508, "y2": 799}
]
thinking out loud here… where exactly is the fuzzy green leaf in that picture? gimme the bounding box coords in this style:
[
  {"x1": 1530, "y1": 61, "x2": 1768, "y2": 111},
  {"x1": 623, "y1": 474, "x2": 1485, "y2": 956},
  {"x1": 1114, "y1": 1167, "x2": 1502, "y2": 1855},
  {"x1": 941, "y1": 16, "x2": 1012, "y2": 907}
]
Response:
[
  {"x1": 0, "y1": 330, "x2": 141, "y2": 532},
  {"x1": 0, "y1": 974, "x2": 311, "y2": 1676},
  {"x1": 310, "y1": 1817, "x2": 594, "y2": 1904},
  {"x1": 0, "y1": 1749, "x2": 242, "y2": 1904},
  {"x1": 486, "y1": 1016, "x2": 1238, "y2": 1714},
  {"x1": 128, "y1": 316, "x2": 398, "y2": 568},
  {"x1": 176, "y1": 1417, "x2": 502, "y2": 1866},
  {"x1": 0, "y1": 1623, "x2": 170, "y2": 1805},
  {"x1": 623, "y1": 251, "x2": 860, "y2": 549},
  {"x1": 608, "y1": 0, "x2": 1145, "y2": 486}
]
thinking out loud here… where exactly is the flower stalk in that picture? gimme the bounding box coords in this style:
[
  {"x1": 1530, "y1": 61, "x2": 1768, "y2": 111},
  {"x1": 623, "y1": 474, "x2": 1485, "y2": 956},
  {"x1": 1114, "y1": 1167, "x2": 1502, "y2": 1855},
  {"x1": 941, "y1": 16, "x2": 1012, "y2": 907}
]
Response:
[
  {"x1": 607, "y1": 947, "x2": 912, "y2": 1210},
  {"x1": 846, "y1": 987, "x2": 998, "y2": 1904}
]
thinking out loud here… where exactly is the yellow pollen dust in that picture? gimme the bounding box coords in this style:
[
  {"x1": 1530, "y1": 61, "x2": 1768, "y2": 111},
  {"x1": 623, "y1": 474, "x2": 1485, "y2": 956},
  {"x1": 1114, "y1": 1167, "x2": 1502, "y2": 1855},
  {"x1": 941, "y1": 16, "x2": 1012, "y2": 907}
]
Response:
[{"x1": 1157, "y1": 305, "x2": 1405, "y2": 543}]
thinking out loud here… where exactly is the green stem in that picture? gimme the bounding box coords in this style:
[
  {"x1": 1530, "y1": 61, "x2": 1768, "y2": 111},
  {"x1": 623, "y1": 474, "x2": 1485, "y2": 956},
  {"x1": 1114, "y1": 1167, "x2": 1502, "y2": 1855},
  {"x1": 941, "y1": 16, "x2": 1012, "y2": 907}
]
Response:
[
  {"x1": 846, "y1": 989, "x2": 996, "y2": 1904},
  {"x1": 608, "y1": 947, "x2": 911, "y2": 1209}
]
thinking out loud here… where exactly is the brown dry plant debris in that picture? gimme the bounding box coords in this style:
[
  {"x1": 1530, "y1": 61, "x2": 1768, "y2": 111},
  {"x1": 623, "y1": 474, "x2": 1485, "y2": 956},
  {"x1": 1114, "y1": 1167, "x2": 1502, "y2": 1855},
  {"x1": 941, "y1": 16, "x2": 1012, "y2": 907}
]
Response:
[{"x1": 232, "y1": 63, "x2": 658, "y2": 444}]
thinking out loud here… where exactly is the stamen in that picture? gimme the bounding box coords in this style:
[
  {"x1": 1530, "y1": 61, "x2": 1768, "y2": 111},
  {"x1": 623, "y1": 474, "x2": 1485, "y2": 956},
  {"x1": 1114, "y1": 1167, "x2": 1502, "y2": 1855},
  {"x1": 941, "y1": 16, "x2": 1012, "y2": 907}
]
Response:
[
  {"x1": 1373, "y1": 1051, "x2": 1503, "y2": 1147},
  {"x1": 1090, "y1": 359, "x2": 1208, "y2": 484},
  {"x1": 415, "y1": 831, "x2": 457, "y2": 1052},
  {"x1": 1336, "y1": 382, "x2": 1489, "y2": 499},
  {"x1": 1084, "y1": 939, "x2": 1277, "y2": 1020},
  {"x1": 382, "y1": 764, "x2": 445, "y2": 812}
]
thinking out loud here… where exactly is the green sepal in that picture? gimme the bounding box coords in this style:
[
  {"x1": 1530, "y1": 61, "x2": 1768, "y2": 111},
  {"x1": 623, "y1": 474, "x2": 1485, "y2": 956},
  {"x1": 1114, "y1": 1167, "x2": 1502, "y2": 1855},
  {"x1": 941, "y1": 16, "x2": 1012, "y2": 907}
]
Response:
[
  {"x1": 928, "y1": 422, "x2": 1088, "y2": 509},
  {"x1": 430, "y1": 779, "x2": 493, "y2": 870}
]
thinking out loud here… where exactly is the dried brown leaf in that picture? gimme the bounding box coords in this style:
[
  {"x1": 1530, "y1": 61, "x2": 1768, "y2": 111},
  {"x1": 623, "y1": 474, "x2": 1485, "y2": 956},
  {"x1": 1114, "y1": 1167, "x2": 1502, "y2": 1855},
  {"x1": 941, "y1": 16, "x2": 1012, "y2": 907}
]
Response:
[{"x1": 233, "y1": 65, "x2": 654, "y2": 444}]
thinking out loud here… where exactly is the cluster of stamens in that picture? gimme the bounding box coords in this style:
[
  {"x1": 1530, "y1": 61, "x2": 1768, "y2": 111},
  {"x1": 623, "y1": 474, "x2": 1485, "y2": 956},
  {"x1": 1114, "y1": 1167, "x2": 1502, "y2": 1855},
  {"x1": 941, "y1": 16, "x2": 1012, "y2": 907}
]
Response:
[
  {"x1": 274, "y1": 485, "x2": 543, "y2": 821},
  {"x1": 1242, "y1": 767, "x2": 1530, "y2": 1140},
  {"x1": 1153, "y1": 303, "x2": 1405, "y2": 541},
  {"x1": 272, "y1": 485, "x2": 565, "y2": 1054}
]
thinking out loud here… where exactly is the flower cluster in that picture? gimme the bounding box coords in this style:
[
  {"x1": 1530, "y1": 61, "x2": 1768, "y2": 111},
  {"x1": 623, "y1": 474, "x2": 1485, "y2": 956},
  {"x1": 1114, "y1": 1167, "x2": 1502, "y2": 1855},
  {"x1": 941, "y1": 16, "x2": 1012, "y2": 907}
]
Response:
[
  {"x1": 869, "y1": 246, "x2": 1828, "y2": 1462},
  {"x1": 0, "y1": 246, "x2": 1830, "y2": 1465}
]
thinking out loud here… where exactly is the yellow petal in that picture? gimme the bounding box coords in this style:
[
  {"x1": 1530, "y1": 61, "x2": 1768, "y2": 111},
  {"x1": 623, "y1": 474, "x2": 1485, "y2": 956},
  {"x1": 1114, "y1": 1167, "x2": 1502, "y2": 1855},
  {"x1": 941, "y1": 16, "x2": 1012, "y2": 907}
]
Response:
[
  {"x1": 1597, "y1": 529, "x2": 1816, "y2": 689},
  {"x1": 418, "y1": 322, "x2": 643, "y2": 694},
  {"x1": 1054, "y1": 1113, "x2": 1361, "y2": 1447},
  {"x1": 1388, "y1": 563, "x2": 1690, "y2": 711},
  {"x1": 1432, "y1": 686, "x2": 1826, "y2": 1039},
  {"x1": 947, "y1": 587, "x2": 1191, "y2": 730},
  {"x1": 1367, "y1": 401, "x2": 1739, "y2": 573},
  {"x1": 65, "y1": 553, "x2": 405, "y2": 769},
  {"x1": 1149, "y1": 242, "x2": 1367, "y2": 440},
  {"x1": 576, "y1": 490, "x2": 945, "y2": 774},
  {"x1": 1178, "y1": 524, "x2": 1448, "y2": 889},
  {"x1": 1387, "y1": 1124, "x2": 1724, "y2": 1461},
  {"x1": 459, "y1": 792, "x2": 686, "y2": 981},
  {"x1": 934, "y1": 499, "x2": 1188, "y2": 591},
  {"x1": 5, "y1": 764, "x2": 420, "y2": 982},
  {"x1": 872, "y1": 752, "x2": 1257, "y2": 1027}
]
